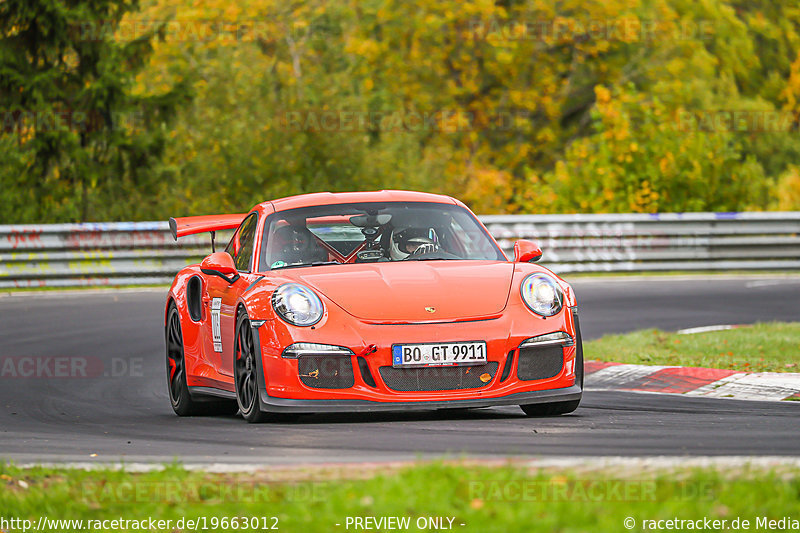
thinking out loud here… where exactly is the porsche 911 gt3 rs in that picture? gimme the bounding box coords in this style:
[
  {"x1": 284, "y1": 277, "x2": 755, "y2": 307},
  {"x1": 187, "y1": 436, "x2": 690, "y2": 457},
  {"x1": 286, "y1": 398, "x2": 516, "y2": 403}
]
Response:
[{"x1": 165, "y1": 190, "x2": 583, "y2": 423}]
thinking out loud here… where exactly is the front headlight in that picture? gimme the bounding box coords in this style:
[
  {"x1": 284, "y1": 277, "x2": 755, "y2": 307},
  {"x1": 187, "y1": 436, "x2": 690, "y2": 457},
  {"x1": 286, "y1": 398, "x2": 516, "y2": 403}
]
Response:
[
  {"x1": 272, "y1": 283, "x2": 324, "y2": 326},
  {"x1": 520, "y1": 273, "x2": 563, "y2": 317}
]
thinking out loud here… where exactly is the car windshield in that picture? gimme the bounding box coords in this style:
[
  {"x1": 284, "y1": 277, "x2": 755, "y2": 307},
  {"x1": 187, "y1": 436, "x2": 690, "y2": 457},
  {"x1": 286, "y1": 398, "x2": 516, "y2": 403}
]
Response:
[{"x1": 259, "y1": 201, "x2": 504, "y2": 270}]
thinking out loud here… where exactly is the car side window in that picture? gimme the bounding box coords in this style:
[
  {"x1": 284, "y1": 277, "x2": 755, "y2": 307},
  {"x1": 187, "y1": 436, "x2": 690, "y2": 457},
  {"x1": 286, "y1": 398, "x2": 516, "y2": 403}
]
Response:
[{"x1": 227, "y1": 213, "x2": 258, "y2": 272}]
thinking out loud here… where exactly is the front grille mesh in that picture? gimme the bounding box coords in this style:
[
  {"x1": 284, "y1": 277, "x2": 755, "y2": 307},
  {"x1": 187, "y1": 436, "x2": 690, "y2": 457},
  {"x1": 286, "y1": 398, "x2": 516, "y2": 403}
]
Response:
[
  {"x1": 516, "y1": 345, "x2": 564, "y2": 381},
  {"x1": 379, "y1": 362, "x2": 499, "y2": 392},
  {"x1": 298, "y1": 355, "x2": 355, "y2": 389}
]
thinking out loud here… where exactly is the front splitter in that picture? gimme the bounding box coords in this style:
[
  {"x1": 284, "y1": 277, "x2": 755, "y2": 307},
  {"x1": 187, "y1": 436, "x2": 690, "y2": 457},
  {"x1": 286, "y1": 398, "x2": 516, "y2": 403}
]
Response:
[{"x1": 258, "y1": 385, "x2": 582, "y2": 413}]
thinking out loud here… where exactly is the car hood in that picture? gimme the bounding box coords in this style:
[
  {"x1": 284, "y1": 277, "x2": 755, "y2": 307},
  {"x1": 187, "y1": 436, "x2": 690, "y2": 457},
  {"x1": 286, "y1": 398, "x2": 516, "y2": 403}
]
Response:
[{"x1": 283, "y1": 261, "x2": 515, "y2": 322}]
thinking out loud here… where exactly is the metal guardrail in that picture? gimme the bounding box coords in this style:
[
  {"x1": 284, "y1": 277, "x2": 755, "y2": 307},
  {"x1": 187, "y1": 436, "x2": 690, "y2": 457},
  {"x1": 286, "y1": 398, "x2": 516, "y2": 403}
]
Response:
[
  {"x1": 1, "y1": 212, "x2": 799, "y2": 288},
  {"x1": 0, "y1": 222, "x2": 222, "y2": 289},
  {"x1": 482, "y1": 211, "x2": 800, "y2": 274}
]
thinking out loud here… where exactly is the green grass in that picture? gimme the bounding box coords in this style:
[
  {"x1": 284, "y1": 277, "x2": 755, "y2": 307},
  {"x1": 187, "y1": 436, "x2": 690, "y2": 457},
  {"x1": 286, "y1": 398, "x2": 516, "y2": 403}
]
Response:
[
  {"x1": 585, "y1": 322, "x2": 800, "y2": 373},
  {"x1": 1, "y1": 462, "x2": 799, "y2": 532}
]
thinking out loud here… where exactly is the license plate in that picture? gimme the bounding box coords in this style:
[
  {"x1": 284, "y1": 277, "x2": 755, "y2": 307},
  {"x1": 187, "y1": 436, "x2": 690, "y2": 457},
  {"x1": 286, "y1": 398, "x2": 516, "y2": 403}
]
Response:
[{"x1": 392, "y1": 341, "x2": 487, "y2": 367}]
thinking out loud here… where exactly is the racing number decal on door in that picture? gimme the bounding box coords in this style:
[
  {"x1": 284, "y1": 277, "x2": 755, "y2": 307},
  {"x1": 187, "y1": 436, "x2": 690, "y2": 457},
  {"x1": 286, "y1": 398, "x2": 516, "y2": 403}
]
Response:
[{"x1": 211, "y1": 298, "x2": 223, "y2": 352}]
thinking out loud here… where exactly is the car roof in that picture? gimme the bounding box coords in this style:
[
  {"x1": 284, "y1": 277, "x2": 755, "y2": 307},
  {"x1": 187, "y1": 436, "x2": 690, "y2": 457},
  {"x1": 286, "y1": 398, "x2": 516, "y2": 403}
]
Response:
[{"x1": 258, "y1": 190, "x2": 458, "y2": 213}]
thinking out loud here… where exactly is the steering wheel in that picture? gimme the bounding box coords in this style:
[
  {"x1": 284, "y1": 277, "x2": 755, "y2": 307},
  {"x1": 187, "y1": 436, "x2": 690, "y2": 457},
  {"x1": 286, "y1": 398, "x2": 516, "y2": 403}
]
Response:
[
  {"x1": 411, "y1": 243, "x2": 438, "y2": 256},
  {"x1": 403, "y1": 248, "x2": 460, "y2": 261}
]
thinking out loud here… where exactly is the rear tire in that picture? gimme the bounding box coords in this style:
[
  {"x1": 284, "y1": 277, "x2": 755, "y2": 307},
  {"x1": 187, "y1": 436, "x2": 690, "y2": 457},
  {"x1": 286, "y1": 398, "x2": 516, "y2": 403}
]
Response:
[
  {"x1": 166, "y1": 302, "x2": 237, "y2": 416},
  {"x1": 164, "y1": 302, "x2": 236, "y2": 416},
  {"x1": 166, "y1": 303, "x2": 200, "y2": 415}
]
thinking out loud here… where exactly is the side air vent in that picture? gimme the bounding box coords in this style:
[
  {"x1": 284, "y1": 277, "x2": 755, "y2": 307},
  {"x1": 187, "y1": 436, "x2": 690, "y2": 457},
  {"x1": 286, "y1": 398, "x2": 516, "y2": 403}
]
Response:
[
  {"x1": 187, "y1": 276, "x2": 203, "y2": 322},
  {"x1": 499, "y1": 350, "x2": 514, "y2": 382},
  {"x1": 357, "y1": 356, "x2": 377, "y2": 388}
]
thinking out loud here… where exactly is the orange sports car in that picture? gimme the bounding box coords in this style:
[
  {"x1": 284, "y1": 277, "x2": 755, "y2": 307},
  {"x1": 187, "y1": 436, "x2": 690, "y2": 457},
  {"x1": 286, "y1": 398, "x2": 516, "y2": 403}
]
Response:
[{"x1": 165, "y1": 190, "x2": 583, "y2": 422}]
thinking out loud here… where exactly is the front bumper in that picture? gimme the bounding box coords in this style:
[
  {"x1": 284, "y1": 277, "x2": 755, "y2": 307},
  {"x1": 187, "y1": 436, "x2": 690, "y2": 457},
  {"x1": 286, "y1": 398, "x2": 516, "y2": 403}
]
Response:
[
  {"x1": 254, "y1": 303, "x2": 581, "y2": 408},
  {"x1": 258, "y1": 384, "x2": 582, "y2": 413}
]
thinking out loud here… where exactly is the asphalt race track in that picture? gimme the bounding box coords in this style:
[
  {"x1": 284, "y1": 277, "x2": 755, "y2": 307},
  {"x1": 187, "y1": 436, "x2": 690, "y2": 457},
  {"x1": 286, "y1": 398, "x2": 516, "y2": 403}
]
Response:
[{"x1": 1, "y1": 276, "x2": 799, "y2": 465}]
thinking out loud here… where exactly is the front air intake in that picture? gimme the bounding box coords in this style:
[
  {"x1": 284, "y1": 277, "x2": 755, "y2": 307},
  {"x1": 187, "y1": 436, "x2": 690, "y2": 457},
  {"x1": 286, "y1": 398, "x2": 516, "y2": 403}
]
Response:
[
  {"x1": 516, "y1": 345, "x2": 564, "y2": 381},
  {"x1": 298, "y1": 355, "x2": 355, "y2": 389},
  {"x1": 378, "y1": 362, "x2": 499, "y2": 392}
]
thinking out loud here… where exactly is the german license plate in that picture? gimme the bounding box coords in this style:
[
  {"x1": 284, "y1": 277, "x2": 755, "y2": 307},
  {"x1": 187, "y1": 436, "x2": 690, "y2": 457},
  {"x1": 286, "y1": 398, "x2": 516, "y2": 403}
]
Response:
[{"x1": 392, "y1": 341, "x2": 487, "y2": 367}]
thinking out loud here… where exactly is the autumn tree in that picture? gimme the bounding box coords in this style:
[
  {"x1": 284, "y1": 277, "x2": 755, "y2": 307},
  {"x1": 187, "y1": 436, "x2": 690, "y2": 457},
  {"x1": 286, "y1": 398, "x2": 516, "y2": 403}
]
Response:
[{"x1": 0, "y1": 0, "x2": 191, "y2": 221}]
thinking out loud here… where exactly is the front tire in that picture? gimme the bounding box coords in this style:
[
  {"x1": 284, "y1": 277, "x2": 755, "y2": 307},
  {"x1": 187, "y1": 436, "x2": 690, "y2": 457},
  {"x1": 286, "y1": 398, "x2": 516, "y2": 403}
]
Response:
[
  {"x1": 234, "y1": 310, "x2": 272, "y2": 423},
  {"x1": 520, "y1": 399, "x2": 581, "y2": 416},
  {"x1": 519, "y1": 314, "x2": 584, "y2": 417},
  {"x1": 234, "y1": 310, "x2": 300, "y2": 423}
]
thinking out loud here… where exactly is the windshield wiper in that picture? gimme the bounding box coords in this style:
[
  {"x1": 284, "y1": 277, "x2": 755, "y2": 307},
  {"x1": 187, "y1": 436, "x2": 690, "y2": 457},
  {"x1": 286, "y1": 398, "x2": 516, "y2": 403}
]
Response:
[
  {"x1": 404, "y1": 257, "x2": 461, "y2": 262},
  {"x1": 271, "y1": 261, "x2": 341, "y2": 270}
]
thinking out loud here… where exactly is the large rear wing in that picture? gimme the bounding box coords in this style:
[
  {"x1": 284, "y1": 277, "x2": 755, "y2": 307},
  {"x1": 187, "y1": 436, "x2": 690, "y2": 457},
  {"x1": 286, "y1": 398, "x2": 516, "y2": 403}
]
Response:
[{"x1": 168, "y1": 214, "x2": 247, "y2": 252}]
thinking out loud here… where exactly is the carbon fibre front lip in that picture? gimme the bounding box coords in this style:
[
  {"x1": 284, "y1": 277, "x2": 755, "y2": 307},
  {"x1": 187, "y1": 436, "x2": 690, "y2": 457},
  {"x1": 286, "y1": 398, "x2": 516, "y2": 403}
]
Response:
[{"x1": 257, "y1": 385, "x2": 582, "y2": 413}]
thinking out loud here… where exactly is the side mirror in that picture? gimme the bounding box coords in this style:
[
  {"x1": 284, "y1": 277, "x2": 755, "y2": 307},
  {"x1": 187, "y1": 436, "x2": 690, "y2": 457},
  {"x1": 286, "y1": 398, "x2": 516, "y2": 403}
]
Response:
[
  {"x1": 513, "y1": 240, "x2": 543, "y2": 263},
  {"x1": 200, "y1": 252, "x2": 240, "y2": 284}
]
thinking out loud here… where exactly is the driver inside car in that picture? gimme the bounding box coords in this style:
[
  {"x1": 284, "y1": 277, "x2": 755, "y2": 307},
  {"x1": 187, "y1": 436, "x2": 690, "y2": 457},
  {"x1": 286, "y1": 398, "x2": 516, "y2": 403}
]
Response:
[
  {"x1": 389, "y1": 227, "x2": 440, "y2": 260},
  {"x1": 268, "y1": 223, "x2": 328, "y2": 267}
]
